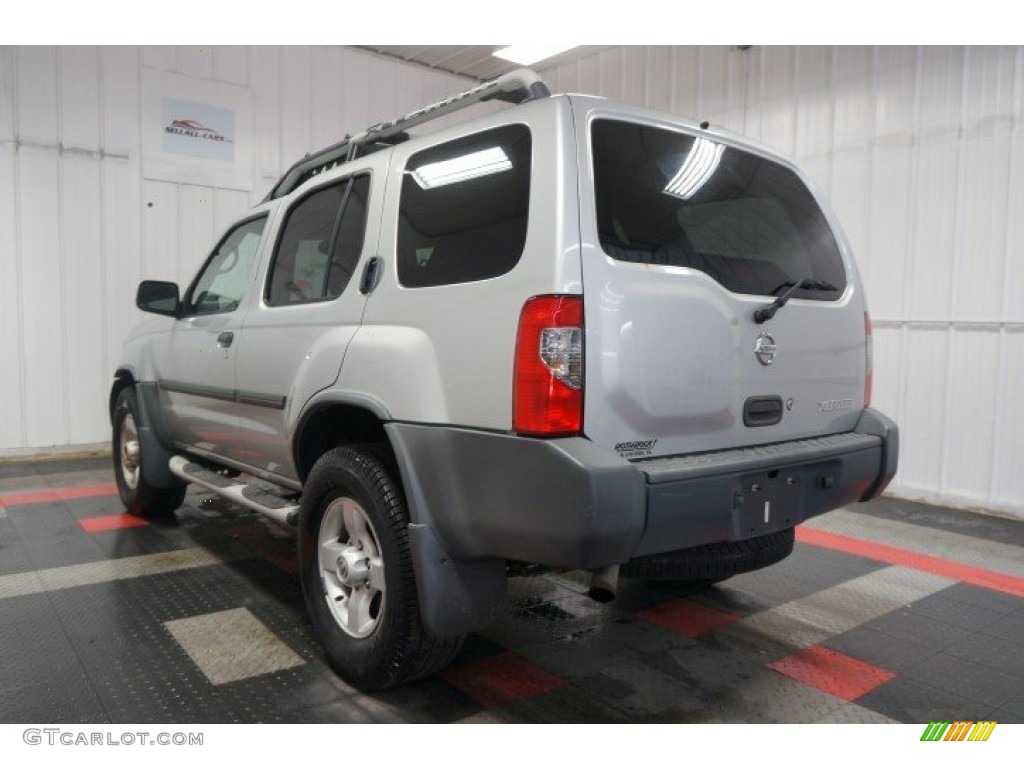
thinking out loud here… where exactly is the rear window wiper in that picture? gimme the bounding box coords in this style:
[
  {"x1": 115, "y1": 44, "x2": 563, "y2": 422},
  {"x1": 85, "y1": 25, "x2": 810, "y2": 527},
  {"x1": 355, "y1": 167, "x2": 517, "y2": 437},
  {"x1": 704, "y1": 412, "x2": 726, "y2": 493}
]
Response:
[
  {"x1": 754, "y1": 277, "x2": 837, "y2": 323},
  {"x1": 768, "y1": 279, "x2": 839, "y2": 295}
]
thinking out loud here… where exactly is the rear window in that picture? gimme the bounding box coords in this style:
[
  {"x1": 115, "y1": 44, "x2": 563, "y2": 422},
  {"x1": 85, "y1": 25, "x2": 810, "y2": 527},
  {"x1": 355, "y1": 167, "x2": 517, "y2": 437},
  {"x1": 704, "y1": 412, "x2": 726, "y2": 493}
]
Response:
[
  {"x1": 591, "y1": 119, "x2": 846, "y2": 299},
  {"x1": 398, "y1": 124, "x2": 531, "y2": 288}
]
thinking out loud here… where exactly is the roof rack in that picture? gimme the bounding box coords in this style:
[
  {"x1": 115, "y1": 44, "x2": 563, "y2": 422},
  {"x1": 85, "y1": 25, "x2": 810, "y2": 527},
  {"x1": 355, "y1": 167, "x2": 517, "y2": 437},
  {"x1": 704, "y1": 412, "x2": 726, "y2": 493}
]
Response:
[{"x1": 263, "y1": 68, "x2": 550, "y2": 202}]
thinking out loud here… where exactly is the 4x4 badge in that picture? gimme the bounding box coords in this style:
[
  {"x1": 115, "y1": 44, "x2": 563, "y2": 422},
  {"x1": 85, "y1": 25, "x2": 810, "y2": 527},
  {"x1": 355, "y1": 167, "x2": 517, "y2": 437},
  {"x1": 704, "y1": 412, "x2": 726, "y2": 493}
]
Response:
[{"x1": 754, "y1": 332, "x2": 777, "y2": 366}]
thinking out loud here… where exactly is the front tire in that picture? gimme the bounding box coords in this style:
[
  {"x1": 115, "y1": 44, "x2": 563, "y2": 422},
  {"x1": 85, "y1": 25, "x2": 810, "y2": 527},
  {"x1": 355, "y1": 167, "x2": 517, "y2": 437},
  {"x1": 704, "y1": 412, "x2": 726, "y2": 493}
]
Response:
[
  {"x1": 111, "y1": 387, "x2": 186, "y2": 518},
  {"x1": 298, "y1": 445, "x2": 463, "y2": 691}
]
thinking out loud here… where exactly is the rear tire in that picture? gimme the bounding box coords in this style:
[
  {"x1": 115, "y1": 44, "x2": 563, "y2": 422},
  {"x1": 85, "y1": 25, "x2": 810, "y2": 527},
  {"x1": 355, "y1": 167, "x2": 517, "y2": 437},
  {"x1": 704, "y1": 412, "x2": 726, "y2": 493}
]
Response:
[
  {"x1": 622, "y1": 528, "x2": 795, "y2": 583},
  {"x1": 111, "y1": 387, "x2": 186, "y2": 518},
  {"x1": 298, "y1": 445, "x2": 464, "y2": 691}
]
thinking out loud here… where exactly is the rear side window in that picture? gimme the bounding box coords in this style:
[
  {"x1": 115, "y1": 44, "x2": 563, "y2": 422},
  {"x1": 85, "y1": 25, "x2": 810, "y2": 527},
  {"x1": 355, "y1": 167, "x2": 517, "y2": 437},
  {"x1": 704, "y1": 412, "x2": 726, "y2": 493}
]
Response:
[
  {"x1": 266, "y1": 174, "x2": 370, "y2": 306},
  {"x1": 591, "y1": 119, "x2": 846, "y2": 299},
  {"x1": 398, "y1": 124, "x2": 531, "y2": 288}
]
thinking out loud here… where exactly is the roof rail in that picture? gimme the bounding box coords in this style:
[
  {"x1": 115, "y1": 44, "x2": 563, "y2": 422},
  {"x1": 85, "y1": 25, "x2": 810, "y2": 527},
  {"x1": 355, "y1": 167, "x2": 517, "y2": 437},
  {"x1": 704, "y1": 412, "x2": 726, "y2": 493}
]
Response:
[{"x1": 263, "y1": 68, "x2": 550, "y2": 202}]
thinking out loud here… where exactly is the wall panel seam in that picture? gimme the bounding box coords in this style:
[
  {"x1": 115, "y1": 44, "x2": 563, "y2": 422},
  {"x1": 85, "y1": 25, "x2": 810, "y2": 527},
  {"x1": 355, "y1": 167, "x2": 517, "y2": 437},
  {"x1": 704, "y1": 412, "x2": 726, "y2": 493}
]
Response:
[
  {"x1": 938, "y1": 46, "x2": 971, "y2": 497},
  {"x1": 11, "y1": 49, "x2": 26, "y2": 447},
  {"x1": 56, "y1": 47, "x2": 71, "y2": 444}
]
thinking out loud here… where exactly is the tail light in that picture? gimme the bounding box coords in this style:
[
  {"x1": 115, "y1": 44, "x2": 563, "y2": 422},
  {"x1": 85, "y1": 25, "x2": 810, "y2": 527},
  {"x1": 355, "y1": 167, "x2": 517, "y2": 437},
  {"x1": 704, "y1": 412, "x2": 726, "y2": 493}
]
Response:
[
  {"x1": 514, "y1": 295, "x2": 583, "y2": 436},
  {"x1": 864, "y1": 311, "x2": 873, "y2": 406}
]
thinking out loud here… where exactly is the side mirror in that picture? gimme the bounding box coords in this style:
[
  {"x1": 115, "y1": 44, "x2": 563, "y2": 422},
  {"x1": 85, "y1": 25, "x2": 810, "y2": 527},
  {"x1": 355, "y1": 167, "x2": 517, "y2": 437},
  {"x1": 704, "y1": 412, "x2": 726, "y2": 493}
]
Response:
[{"x1": 136, "y1": 280, "x2": 181, "y2": 317}]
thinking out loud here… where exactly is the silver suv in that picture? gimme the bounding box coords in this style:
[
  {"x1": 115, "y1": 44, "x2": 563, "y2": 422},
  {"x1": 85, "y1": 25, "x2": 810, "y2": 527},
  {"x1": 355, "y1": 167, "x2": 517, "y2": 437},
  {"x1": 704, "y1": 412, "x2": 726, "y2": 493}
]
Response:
[{"x1": 110, "y1": 70, "x2": 898, "y2": 690}]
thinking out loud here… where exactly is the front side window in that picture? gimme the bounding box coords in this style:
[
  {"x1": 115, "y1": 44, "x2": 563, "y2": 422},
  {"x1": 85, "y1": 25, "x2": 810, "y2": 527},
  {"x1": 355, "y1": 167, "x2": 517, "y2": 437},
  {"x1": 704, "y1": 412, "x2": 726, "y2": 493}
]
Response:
[
  {"x1": 591, "y1": 119, "x2": 846, "y2": 299},
  {"x1": 186, "y1": 216, "x2": 267, "y2": 315},
  {"x1": 266, "y1": 174, "x2": 371, "y2": 306},
  {"x1": 398, "y1": 124, "x2": 531, "y2": 288}
]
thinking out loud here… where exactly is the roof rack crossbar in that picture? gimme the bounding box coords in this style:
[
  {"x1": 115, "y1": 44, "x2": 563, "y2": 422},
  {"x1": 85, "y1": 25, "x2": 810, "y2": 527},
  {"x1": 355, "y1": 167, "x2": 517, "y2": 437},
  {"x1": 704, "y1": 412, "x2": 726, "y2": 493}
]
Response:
[{"x1": 264, "y1": 68, "x2": 549, "y2": 201}]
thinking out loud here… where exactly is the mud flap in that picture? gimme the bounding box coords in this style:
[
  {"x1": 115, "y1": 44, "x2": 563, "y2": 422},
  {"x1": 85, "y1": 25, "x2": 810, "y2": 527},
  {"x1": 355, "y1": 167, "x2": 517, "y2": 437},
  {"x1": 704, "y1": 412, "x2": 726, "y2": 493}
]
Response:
[
  {"x1": 134, "y1": 382, "x2": 187, "y2": 490},
  {"x1": 407, "y1": 523, "x2": 506, "y2": 637}
]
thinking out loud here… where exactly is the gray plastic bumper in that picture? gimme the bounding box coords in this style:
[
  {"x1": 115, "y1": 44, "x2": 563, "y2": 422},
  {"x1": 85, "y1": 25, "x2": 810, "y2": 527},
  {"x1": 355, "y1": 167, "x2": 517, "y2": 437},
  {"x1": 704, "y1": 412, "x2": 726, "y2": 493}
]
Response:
[{"x1": 386, "y1": 408, "x2": 897, "y2": 634}]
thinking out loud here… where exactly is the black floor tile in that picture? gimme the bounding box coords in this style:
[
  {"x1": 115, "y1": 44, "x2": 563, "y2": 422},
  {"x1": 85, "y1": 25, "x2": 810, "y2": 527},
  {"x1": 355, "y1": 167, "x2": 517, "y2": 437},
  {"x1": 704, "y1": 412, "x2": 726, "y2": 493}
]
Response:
[
  {"x1": 640, "y1": 641, "x2": 766, "y2": 693},
  {"x1": 823, "y1": 626, "x2": 937, "y2": 672},
  {"x1": 854, "y1": 497, "x2": 1024, "y2": 547},
  {"x1": 566, "y1": 669, "x2": 698, "y2": 721},
  {"x1": 685, "y1": 582, "x2": 778, "y2": 616},
  {"x1": 902, "y1": 651, "x2": 1024, "y2": 709},
  {"x1": 0, "y1": 674, "x2": 109, "y2": 723},
  {"x1": 0, "y1": 530, "x2": 34, "y2": 577},
  {"x1": 497, "y1": 682, "x2": 632, "y2": 723},
  {"x1": 362, "y1": 675, "x2": 482, "y2": 723},
  {"x1": 508, "y1": 615, "x2": 696, "y2": 680},
  {"x1": 858, "y1": 607, "x2": 976, "y2": 652},
  {"x1": 979, "y1": 611, "x2": 1024, "y2": 643},
  {"x1": 8, "y1": 504, "x2": 110, "y2": 567},
  {"x1": 87, "y1": 528, "x2": 196, "y2": 561},
  {"x1": 942, "y1": 632, "x2": 1024, "y2": 678},
  {"x1": 992, "y1": 694, "x2": 1024, "y2": 724},
  {"x1": 773, "y1": 541, "x2": 886, "y2": 586},
  {"x1": 938, "y1": 582, "x2": 1024, "y2": 615},
  {"x1": 2, "y1": 454, "x2": 1022, "y2": 724},
  {"x1": 64, "y1": 495, "x2": 130, "y2": 519},
  {"x1": 0, "y1": 456, "x2": 110, "y2": 481},
  {"x1": 857, "y1": 677, "x2": 994, "y2": 723},
  {"x1": 288, "y1": 698, "x2": 404, "y2": 724},
  {"x1": 903, "y1": 590, "x2": 1008, "y2": 631},
  {"x1": 719, "y1": 568, "x2": 832, "y2": 607},
  {"x1": 454, "y1": 633, "x2": 508, "y2": 664}
]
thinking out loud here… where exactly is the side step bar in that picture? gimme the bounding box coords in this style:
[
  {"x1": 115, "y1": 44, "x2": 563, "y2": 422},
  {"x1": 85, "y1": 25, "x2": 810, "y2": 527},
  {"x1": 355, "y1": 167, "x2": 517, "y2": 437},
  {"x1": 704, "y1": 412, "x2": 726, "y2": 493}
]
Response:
[{"x1": 168, "y1": 456, "x2": 299, "y2": 527}]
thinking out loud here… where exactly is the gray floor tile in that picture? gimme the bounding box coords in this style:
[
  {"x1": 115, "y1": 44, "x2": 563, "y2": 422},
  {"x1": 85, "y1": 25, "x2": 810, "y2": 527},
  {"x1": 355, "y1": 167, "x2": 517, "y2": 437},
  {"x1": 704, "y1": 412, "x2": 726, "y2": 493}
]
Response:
[
  {"x1": 903, "y1": 652, "x2": 1024, "y2": 709},
  {"x1": 858, "y1": 677, "x2": 994, "y2": 724},
  {"x1": 823, "y1": 625, "x2": 938, "y2": 672}
]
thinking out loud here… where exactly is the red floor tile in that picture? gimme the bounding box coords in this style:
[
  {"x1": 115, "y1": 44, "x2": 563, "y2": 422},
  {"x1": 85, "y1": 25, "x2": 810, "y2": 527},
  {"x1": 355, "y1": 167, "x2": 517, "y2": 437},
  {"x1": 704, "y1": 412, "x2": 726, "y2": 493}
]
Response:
[
  {"x1": 78, "y1": 513, "x2": 150, "y2": 533},
  {"x1": 767, "y1": 644, "x2": 896, "y2": 701},
  {"x1": 0, "y1": 484, "x2": 119, "y2": 508},
  {"x1": 639, "y1": 598, "x2": 740, "y2": 638},
  {"x1": 797, "y1": 526, "x2": 1024, "y2": 598},
  {"x1": 442, "y1": 651, "x2": 563, "y2": 708}
]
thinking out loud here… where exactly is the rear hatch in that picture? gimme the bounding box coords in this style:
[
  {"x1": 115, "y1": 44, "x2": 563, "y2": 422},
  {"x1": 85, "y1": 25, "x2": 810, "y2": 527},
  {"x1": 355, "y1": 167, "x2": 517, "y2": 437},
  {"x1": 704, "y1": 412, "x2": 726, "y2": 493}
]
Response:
[{"x1": 573, "y1": 100, "x2": 868, "y2": 460}]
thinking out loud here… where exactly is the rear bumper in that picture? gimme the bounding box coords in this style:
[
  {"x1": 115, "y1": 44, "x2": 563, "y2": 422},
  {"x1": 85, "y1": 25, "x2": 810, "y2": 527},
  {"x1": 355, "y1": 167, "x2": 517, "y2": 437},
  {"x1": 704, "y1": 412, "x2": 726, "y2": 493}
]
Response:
[{"x1": 386, "y1": 407, "x2": 898, "y2": 571}]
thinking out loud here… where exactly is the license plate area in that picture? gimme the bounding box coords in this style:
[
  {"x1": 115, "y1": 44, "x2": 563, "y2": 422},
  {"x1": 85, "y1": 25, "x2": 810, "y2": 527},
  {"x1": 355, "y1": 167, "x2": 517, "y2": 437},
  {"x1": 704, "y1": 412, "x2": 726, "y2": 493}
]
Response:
[{"x1": 734, "y1": 470, "x2": 801, "y2": 538}]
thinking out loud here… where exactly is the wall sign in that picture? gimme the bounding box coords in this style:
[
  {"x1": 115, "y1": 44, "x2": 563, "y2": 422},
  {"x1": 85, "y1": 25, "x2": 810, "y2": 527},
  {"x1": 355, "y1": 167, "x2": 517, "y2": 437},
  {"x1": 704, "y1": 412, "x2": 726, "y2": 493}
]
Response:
[
  {"x1": 142, "y1": 69, "x2": 253, "y2": 190},
  {"x1": 162, "y1": 98, "x2": 235, "y2": 161}
]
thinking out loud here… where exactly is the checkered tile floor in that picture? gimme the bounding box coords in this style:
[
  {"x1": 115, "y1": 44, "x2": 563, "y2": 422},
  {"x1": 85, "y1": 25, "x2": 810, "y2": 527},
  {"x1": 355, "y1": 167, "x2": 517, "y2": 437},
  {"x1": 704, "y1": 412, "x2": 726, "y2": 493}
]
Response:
[{"x1": 1, "y1": 455, "x2": 1022, "y2": 723}]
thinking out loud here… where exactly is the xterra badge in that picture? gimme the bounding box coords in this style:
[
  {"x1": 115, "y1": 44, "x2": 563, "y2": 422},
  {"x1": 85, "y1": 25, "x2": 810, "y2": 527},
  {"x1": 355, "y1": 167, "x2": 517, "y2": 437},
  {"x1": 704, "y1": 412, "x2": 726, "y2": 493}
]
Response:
[
  {"x1": 754, "y1": 332, "x2": 777, "y2": 366},
  {"x1": 615, "y1": 439, "x2": 657, "y2": 459},
  {"x1": 818, "y1": 398, "x2": 855, "y2": 413}
]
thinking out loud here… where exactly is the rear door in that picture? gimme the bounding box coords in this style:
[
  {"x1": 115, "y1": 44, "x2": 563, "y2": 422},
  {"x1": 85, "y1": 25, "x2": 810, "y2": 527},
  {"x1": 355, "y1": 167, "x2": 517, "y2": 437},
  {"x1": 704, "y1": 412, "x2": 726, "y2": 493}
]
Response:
[
  {"x1": 232, "y1": 162, "x2": 379, "y2": 479},
  {"x1": 574, "y1": 101, "x2": 868, "y2": 460}
]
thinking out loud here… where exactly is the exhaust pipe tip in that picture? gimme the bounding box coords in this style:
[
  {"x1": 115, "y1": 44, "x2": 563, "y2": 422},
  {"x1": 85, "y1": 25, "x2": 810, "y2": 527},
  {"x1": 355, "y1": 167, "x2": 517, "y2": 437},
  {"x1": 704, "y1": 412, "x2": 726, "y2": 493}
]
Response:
[
  {"x1": 588, "y1": 564, "x2": 620, "y2": 603},
  {"x1": 587, "y1": 585, "x2": 616, "y2": 603}
]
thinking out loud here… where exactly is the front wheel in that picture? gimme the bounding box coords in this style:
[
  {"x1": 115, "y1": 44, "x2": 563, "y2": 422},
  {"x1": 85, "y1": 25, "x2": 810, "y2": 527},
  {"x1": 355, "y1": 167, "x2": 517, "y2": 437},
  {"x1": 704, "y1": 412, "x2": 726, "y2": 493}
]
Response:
[
  {"x1": 111, "y1": 388, "x2": 186, "y2": 518},
  {"x1": 298, "y1": 445, "x2": 463, "y2": 691}
]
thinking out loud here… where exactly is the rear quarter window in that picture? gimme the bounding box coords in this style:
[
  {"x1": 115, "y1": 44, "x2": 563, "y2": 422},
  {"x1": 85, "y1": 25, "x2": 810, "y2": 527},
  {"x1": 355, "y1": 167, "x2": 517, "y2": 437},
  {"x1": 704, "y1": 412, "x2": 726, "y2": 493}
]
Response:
[
  {"x1": 398, "y1": 124, "x2": 531, "y2": 288},
  {"x1": 591, "y1": 119, "x2": 846, "y2": 300}
]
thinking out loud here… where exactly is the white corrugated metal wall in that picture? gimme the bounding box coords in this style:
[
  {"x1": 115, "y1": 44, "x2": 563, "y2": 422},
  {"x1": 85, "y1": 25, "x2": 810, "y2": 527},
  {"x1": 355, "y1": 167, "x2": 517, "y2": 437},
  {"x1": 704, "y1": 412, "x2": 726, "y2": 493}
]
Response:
[
  {"x1": 0, "y1": 45, "x2": 473, "y2": 455},
  {"x1": 543, "y1": 45, "x2": 1024, "y2": 518},
  {"x1": 2, "y1": 45, "x2": 1022, "y2": 519}
]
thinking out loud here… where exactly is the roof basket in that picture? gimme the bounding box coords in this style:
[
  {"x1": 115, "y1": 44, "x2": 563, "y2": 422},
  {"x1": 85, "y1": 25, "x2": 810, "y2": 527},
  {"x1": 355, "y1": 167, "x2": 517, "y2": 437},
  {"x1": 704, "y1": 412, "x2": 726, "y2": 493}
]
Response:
[{"x1": 263, "y1": 68, "x2": 550, "y2": 202}]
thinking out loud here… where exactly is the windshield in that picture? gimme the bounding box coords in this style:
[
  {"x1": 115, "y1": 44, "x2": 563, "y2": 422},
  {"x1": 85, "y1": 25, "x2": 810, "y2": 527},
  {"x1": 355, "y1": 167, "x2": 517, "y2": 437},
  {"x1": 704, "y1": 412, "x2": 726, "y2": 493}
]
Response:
[{"x1": 591, "y1": 119, "x2": 846, "y2": 299}]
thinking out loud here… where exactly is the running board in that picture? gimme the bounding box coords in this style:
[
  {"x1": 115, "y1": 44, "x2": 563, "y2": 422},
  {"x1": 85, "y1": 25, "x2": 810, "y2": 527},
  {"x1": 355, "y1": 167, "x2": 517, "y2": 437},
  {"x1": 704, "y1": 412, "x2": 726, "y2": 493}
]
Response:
[{"x1": 168, "y1": 456, "x2": 299, "y2": 527}]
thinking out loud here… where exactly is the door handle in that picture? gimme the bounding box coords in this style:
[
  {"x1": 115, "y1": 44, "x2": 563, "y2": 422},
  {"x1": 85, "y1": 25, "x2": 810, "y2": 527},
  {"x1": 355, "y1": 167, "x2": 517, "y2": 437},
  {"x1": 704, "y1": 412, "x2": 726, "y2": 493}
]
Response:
[
  {"x1": 217, "y1": 331, "x2": 234, "y2": 348},
  {"x1": 359, "y1": 256, "x2": 382, "y2": 295}
]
